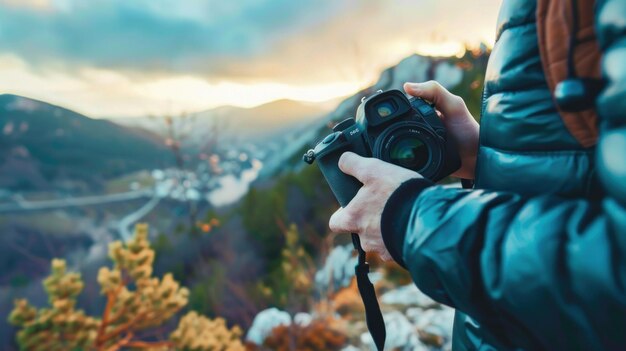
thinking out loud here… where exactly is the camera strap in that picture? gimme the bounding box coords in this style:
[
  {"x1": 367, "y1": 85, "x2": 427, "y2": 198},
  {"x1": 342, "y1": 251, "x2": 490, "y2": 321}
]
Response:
[{"x1": 351, "y1": 233, "x2": 386, "y2": 351}]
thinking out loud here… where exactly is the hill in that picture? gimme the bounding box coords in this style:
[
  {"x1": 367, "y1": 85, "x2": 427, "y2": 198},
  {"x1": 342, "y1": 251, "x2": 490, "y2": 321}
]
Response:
[
  {"x1": 0, "y1": 50, "x2": 492, "y2": 350},
  {"x1": 197, "y1": 98, "x2": 329, "y2": 138},
  {"x1": 113, "y1": 98, "x2": 332, "y2": 147},
  {"x1": 0, "y1": 94, "x2": 172, "y2": 191}
]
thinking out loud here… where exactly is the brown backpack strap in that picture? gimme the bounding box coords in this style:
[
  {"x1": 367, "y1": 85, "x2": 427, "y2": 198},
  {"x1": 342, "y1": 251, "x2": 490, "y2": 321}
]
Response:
[{"x1": 536, "y1": 0, "x2": 601, "y2": 148}]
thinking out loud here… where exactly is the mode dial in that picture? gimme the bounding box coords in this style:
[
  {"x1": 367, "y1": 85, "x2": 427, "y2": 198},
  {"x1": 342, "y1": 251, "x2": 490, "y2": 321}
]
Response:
[{"x1": 332, "y1": 118, "x2": 356, "y2": 132}]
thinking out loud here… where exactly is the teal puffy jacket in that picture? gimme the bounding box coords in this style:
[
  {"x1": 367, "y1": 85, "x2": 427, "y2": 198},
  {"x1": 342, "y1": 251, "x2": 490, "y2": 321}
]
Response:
[{"x1": 381, "y1": 0, "x2": 626, "y2": 349}]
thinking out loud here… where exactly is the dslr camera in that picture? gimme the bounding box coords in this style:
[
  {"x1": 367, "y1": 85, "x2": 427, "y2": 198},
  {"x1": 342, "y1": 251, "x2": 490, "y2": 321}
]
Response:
[{"x1": 304, "y1": 89, "x2": 461, "y2": 207}]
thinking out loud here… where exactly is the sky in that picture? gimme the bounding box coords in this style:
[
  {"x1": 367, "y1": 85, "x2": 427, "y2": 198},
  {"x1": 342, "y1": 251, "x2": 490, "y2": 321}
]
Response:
[{"x1": 0, "y1": 0, "x2": 501, "y2": 118}]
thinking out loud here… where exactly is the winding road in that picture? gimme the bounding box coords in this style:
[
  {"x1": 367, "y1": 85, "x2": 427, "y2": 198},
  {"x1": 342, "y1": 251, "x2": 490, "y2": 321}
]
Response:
[
  {"x1": 0, "y1": 189, "x2": 153, "y2": 213},
  {"x1": 117, "y1": 195, "x2": 161, "y2": 241}
]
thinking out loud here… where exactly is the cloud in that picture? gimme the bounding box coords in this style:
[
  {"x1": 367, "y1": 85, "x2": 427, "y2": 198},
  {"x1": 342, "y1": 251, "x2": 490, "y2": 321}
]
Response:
[
  {"x1": 0, "y1": 0, "x2": 52, "y2": 11},
  {"x1": 0, "y1": 0, "x2": 349, "y2": 78},
  {"x1": 215, "y1": 0, "x2": 500, "y2": 84},
  {"x1": 0, "y1": 0, "x2": 501, "y2": 116},
  {"x1": 0, "y1": 54, "x2": 360, "y2": 117},
  {"x1": 0, "y1": 0, "x2": 499, "y2": 83}
]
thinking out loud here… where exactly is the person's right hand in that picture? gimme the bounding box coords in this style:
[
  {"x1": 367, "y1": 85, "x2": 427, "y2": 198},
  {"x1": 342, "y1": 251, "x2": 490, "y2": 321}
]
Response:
[{"x1": 404, "y1": 81, "x2": 479, "y2": 179}]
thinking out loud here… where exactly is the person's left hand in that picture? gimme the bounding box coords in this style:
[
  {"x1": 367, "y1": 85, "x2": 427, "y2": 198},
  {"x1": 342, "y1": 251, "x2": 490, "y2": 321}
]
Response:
[{"x1": 328, "y1": 152, "x2": 421, "y2": 260}]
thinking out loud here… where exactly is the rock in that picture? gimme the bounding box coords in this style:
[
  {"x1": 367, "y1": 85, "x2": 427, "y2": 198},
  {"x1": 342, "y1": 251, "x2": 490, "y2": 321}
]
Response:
[
  {"x1": 245, "y1": 308, "x2": 291, "y2": 345},
  {"x1": 360, "y1": 311, "x2": 428, "y2": 351},
  {"x1": 315, "y1": 245, "x2": 357, "y2": 292},
  {"x1": 294, "y1": 312, "x2": 312, "y2": 327},
  {"x1": 407, "y1": 306, "x2": 455, "y2": 335},
  {"x1": 368, "y1": 271, "x2": 384, "y2": 285},
  {"x1": 407, "y1": 306, "x2": 455, "y2": 349},
  {"x1": 375, "y1": 55, "x2": 431, "y2": 90},
  {"x1": 434, "y1": 61, "x2": 464, "y2": 88},
  {"x1": 327, "y1": 54, "x2": 457, "y2": 125},
  {"x1": 380, "y1": 284, "x2": 436, "y2": 308},
  {"x1": 418, "y1": 327, "x2": 446, "y2": 348}
]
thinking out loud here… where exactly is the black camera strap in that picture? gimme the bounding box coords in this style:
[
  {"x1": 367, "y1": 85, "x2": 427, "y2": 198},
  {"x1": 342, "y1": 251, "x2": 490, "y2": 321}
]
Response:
[{"x1": 351, "y1": 233, "x2": 386, "y2": 351}]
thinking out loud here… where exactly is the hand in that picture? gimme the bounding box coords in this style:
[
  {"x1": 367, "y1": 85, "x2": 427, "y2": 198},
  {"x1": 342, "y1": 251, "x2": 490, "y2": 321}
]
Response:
[
  {"x1": 404, "y1": 81, "x2": 479, "y2": 179},
  {"x1": 329, "y1": 152, "x2": 421, "y2": 260}
]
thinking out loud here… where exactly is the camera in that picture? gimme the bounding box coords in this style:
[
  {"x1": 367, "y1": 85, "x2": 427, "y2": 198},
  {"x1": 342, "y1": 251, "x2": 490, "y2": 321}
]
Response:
[{"x1": 303, "y1": 89, "x2": 461, "y2": 207}]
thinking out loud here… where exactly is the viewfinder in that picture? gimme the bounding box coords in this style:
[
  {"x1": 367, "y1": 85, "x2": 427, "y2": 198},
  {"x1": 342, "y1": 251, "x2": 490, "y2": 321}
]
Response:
[{"x1": 376, "y1": 99, "x2": 397, "y2": 118}]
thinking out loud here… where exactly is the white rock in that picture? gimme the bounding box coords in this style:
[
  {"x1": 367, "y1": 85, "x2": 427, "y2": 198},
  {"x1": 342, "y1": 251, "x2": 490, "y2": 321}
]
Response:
[
  {"x1": 185, "y1": 187, "x2": 201, "y2": 201},
  {"x1": 406, "y1": 305, "x2": 455, "y2": 349},
  {"x1": 385, "y1": 55, "x2": 431, "y2": 88},
  {"x1": 151, "y1": 169, "x2": 165, "y2": 180},
  {"x1": 315, "y1": 245, "x2": 357, "y2": 292},
  {"x1": 407, "y1": 306, "x2": 455, "y2": 334},
  {"x1": 368, "y1": 271, "x2": 384, "y2": 285},
  {"x1": 294, "y1": 312, "x2": 312, "y2": 327},
  {"x1": 360, "y1": 311, "x2": 428, "y2": 351},
  {"x1": 372, "y1": 54, "x2": 431, "y2": 91},
  {"x1": 434, "y1": 61, "x2": 464, "y2": 89},
  {"x1": 245, "y1": 308, "x2": 291, "y2": 345},
  {"x1": 380, "y1": 284, "x2": 436, "y2": 308}
]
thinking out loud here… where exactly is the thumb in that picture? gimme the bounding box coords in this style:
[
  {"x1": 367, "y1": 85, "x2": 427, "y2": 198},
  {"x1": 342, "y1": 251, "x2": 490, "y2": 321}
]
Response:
[
  {"x1": 404, "y1": 81, "x2": 466, "y2": 116},
  {"x1": 329, "y1": 207, "x2": 359, "y2": 233}
]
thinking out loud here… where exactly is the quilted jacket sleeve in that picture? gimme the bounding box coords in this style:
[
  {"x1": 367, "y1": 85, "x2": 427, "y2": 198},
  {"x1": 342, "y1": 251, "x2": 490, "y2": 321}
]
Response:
[{"x1": 380, "y1": 1, "x2": 626, "y2": 349}]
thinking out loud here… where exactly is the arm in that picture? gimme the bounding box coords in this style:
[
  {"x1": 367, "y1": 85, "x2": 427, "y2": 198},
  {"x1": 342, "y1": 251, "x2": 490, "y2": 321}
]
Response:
[{"x1": 381, "y1": 1, "x2": 626, "y2": 348}]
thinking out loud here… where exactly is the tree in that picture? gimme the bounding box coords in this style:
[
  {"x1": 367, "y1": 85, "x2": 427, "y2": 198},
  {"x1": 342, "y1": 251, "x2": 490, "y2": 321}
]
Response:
[{"x1": 8, "y1": 224, "x2": 244, "y2": 351}]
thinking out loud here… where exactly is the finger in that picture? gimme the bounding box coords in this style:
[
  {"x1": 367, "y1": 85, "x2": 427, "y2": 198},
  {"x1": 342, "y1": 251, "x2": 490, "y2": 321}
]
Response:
[
  {"x1": 339, "y1": 151, "x2": 421, "y2": 185},
  {"x1": 403, "y1": 81, "x2": 466, "y2": 116},
  {"x1": 360, "y1": 239, "x2": 387, "y2": 258},
  {"x1": 329, "y1": 207, "x2": 360, "y2": 233},
  {"x1": 337, "y1": 152, "x2": 378, "y2": 184},
  {"x1": 329, "y1": 184, "x2": 371, "y2": 232},
  {"x1": 360, "y1": 235, "x2": 383, "y2": 252}
]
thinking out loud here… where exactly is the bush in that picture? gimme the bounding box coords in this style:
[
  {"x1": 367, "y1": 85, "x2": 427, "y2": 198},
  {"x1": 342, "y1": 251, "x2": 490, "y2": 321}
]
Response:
[
  {"x1": 263, "y1": 319, "x2": 347, "y2": 351},
  {"x1": 8, "y1": 224, "x2": 244, "y2": 351}
]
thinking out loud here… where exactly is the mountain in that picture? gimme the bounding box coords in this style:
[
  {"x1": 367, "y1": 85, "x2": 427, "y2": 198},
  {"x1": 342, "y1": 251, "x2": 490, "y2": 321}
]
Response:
[
  {"x1": 325, "y1": 53, "x2": 478, "y2": 127},
  {"x1": 112, "y1": 98, "x2": 332, "y2": 147},
  {"x1": 269, "y1": 50, "x2": 490, "y2": 178},
  {"x1": 0, "y1": 51, "x2": 491, "y2": 350},
  {"x1": 0, "y1": 94, "x2": 172, "y2": 191},
  {"x1": 198, "y1": 98, "x2": 330, "y2": 136}
]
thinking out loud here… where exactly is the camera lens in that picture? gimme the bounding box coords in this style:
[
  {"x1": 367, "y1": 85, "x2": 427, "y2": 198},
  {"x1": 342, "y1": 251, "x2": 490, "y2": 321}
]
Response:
[
  {"x1": 389, "y1": 136, "x2": 429, "y2": 170},
  {"x1": 376, "y1": 100, "x2": 397, "y2": 118}
]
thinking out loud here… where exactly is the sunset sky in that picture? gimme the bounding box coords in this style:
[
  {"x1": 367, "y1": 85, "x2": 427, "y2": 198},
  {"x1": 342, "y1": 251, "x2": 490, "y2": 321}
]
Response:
[{"x1": 0, "y1": 0, "x2": 501, "y2": 118}]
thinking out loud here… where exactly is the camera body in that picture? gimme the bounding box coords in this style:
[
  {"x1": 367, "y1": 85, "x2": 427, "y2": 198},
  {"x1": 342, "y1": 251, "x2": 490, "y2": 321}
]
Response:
[{"x1": 304, "y1": 89, "x2": 460, "y2": 207}]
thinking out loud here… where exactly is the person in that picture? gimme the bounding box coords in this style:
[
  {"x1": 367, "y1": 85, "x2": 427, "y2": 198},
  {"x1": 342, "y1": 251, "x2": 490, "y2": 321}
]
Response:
[{"x1": 328, "y1": 0, "x2": 626, "y2": 349}]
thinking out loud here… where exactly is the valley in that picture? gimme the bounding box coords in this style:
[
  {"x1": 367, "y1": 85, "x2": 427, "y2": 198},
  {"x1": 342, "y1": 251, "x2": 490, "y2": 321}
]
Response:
[{"x1": 0, "y1": 49, "x2": 489, "y2": 350}]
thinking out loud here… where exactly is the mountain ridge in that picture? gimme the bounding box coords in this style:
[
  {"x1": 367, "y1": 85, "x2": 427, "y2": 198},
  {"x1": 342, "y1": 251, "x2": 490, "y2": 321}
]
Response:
[
  {"x1": 0, "y1": 94, "x2": 172, "y2": 191},
  {"x1": 269, "y1": 50, "x2": 489, "y2": 178},
  {"x1": 111, "y1": 97, "x2": 334, "y2": 146}
]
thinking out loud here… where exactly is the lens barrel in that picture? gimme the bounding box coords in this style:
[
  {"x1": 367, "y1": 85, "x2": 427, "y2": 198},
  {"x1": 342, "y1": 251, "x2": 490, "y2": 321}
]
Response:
[
  {"x1": 373, "y1": 122, "x2": 443, "y2": 178},
  {"x1": 388, "y1": 137, "x2": 428, "y2": 170}
]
